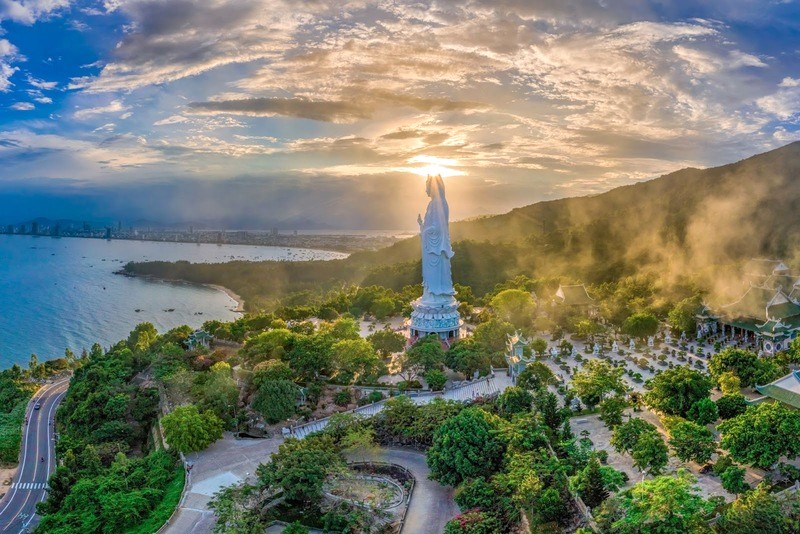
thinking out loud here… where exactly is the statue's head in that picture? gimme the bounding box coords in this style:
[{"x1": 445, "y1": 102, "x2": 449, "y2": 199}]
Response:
[{"x1": 426, "y1": 174, "x2": 444, "y2": 198}]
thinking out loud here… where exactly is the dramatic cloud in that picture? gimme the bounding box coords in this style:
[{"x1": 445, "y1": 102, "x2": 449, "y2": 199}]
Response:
[
  {"x1": 187, "y1": 92, "x2": 487, "y2": 123},
  {"x1": 0, "y1": 0, "x2": 799, "y2": 226}
]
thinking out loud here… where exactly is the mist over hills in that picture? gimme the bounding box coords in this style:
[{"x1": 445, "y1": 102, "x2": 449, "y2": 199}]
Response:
[{"x1": 127, "y1": 142, "x2": 800, "y2": 308}]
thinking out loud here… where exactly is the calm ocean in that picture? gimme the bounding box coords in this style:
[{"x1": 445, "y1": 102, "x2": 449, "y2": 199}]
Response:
[{"x1": 0, "y1": 235, "x2": 346, "y2": 369}]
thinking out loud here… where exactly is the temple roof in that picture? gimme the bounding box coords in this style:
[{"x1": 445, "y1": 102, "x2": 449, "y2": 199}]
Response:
[
  {"x1": 764, "y1": 274, "x2": 799, "y2": 292},
  {"x1": 507, "y1": 331, "x2": 529, "y2": 346},
  {"x1": 555, "y1": 284, "x2": 594, "y2": 306},
  {"x1": 744, "y1": 259, "x2": 790, "y2": 278},
  {"x1": 755, "y1": 371, "x2": 800, "y2": 410},
  {"x1": 720, "y1": 285, "x2": 800, "y2": 322}
]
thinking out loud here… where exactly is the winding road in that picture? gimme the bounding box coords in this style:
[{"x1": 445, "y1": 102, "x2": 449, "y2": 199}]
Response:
[{"x1": 0, "y1": 378, "x2": 70, "y2": 533}]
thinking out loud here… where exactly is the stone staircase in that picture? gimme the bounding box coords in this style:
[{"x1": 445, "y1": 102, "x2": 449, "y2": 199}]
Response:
[{"x1": 287, "y1": 373, "x2": 512, "y2": 440}]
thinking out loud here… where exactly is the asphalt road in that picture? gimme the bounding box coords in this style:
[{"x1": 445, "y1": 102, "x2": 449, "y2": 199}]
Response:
[{"x1": 0, "y1": 379, "x2": 70, "y2": 533}]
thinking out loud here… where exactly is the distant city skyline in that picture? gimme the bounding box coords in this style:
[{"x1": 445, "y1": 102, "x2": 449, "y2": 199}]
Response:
[{"x1": 0, "y1": 1, "x2": 799, "y2": 227}]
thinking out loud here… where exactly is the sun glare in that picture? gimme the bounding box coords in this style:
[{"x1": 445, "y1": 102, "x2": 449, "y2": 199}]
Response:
[{"x1": 401, "y1": 155, "x2": 465, "y2": 178}]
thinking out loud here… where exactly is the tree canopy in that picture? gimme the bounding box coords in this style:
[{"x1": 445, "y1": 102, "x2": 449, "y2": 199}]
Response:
[
  {"x1": 709, "y1": 348, "x2": 783, "y2": 388},
  {"x1": 606, "y1": 471, "x2": 712, "y2": 533},
  {"x1": 162, "y1": 404, "x2": 224, "y2": 453},
  {"x1": 644, "y1": 366, "x2": 711, "y2": 417},
  {"x1": 718, "y1": 402, "x2": 800, "y2": 468},
  {"x1": 668, "y1": 419, "x2": 717, "y2": 464},
  {"x1": 427, "y1": 408, "x2": 507, "y2": 487},
  {"x1": 571, "y1": 359, "x2": 627, "y2": 408}
]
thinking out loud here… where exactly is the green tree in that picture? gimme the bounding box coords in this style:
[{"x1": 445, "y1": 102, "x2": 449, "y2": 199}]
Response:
[
  {"x1": 709, "y1": 348, "x2": 783, "y2": 388},
  {"x1": 716, "y1": 394, "x2": 748, "y2": 420},
  {"x1": 720, "y1": 465, "x2": 749, "y2": 494},
  {"x1": 716, "y1": 483, "x2": 788, "y2": 533},
  {"x1": 687, "y1": 397, "x2": 719, "y2": 425},
  {"x1": 611, "y1": 418, "x2": 657, "y2": 454},
  {"x1": 252, "y1": 380, "x2": 298, "y2": 424},
  {"x1": 330, "y1": 338, "x2": 382, "y2": 384},
  {"x1": 472, "y1": 318, "x2": 515, "y2": 354},
  {"x1": 669, "y1": 420, "x2": 717, "y2": 464},
  {"x1": 240, "y1": 328, "x2": 295, "y2": 362},
  {"x1": 367, "y1": 329, "x2": 406, "y2": 357},
  {"x1": 285, "y1": 334, "x2": 333, "y2": 381},
  {"x1": 162, "y1": 404, "x2": 224, "y2": 453},
  {"x1": 252, "y1": 359, "x2": 294, "y2": 385},
  {"x1": 257, "y1": 435, "x2": 344, "y2": 504},
  {"x1": 445, "y1": 338, "x2": 491, "y2": 377},
  {"x1": 718, "y1": 402, "x2": 800, "y2": 468},
  {"x1": 194, "y1": 362, "x2": 239, "y2": 425},
  {"x1": 127, "y1": 322, "x2": 158, "y2": 352},
  {"x1": 644, "y1": 366, "x2": 711, "y2": 417},
  {"x1": 497, "y1": 386, "x2": 533, "y2": 418},
  {"x1": 454, "y1": 477, "x2": 518, "y2": 531},
  {"x1": 667, "y1": 297, "x2": 700, "y2": 335},
  {"x1": 622, "y1": 312, "x2": 659, "y2": 340},
  {"x1": 631, "y1": 431, "x2": 669, "y2": 476},
  {"x1": 444, "y1": 510, "x2": 503, "y2": 534},
  {"x1": 577, "y1": 456, "x2": 609, "y2": 508},
  {"x1": 489, "y1": 289, "x2": 536, "y2": 328},
  {"x1": 572, "y1": 359, "x2": 627, "y2": 409},
  {"x1": 598, "y1": 395, "x2": 627, "y2": 429},
  {"x1": 425, "y1": 369, "x2": 447, "y2": 391},
  {"x1": 427, "y1": 408, "x2": 507, "y2": 486},
  {"x1": 534, "y1": 390, "x2": 564, "y2": 432},
  {"x1": 405, "y1": 335, "x2": 446, "y2": 374},
  {"x1": 283, "y1": 522, "x2": 310, "y2": 534},
  {"x1": 516, "y1": 362, "x2": 556, "y2": 391},
  {"x1": 530, "y1": 338, "x2": 548, "y2": 357},
  {"x1": 611, "y1": 471, "x2": 712, "y2": 533},
  {"x1": 718, "y1": 371, "x2": 742, "y2": 396}
]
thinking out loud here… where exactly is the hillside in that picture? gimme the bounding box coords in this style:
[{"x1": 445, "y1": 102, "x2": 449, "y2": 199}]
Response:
[{"x1": 126, "y1": 142, "x2": 800, "y2": 308}]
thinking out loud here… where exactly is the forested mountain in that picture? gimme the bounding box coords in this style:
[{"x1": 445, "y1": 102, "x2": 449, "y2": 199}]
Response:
[{"x1": 127, "y1": 142, "x2": 800, "y2": 308}]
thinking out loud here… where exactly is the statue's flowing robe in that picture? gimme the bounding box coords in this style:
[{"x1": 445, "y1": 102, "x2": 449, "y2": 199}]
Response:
[{"x1": 420, "y1": 175, "x2": 455, "y2": 299}]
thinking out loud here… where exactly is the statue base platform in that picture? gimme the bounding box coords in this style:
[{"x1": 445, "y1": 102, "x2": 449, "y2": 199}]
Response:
[{"x1": 409, "y1": 296, "x2": 463, "y2": 342}]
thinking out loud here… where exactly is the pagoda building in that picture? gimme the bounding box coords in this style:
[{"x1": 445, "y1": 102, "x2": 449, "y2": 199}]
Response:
[{"x1": 697, "y1": 259, "x2": 800, "y2": 354}]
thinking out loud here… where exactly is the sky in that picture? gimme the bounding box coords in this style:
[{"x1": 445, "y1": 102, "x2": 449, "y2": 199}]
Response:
[{"x1": 0, "y1": 0, "x2": 799, "y2": 229}]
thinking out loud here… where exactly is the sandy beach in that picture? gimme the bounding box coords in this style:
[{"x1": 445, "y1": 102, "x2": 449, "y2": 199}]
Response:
[{"x1": 208, "y1": 284, "x2": 246, "y2": 313}]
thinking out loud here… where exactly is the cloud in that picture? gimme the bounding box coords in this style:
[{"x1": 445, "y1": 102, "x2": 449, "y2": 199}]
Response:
[
  {"x1": 73, "y1": 99, "x2": 130, "y2": 119},
  {"x1": 26, "y1": 75, "x2": 57, "y2": 90},
  {"x1": 0, "y1": 38, "x2": 18, "y2": 92},
  {"x1": 758, "y1": 82, "x2": 800, "y2": 120},
  {"x1": 187, "y1": 91, "x2": 486, "y2": 123},
  {"x1": 0, "y1": 0, "x2": 72, "y2": 24},
  {"x1": 153, "y1": 114, "x2": 189, "y2": 126},
  {"x1": 10, "y1": 102, "x2": 34, "y2": 110}
]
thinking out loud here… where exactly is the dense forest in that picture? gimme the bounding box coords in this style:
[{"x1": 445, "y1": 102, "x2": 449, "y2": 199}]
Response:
[{"x1": 125, "y1": 141, "x2": 800, "y2": 310}]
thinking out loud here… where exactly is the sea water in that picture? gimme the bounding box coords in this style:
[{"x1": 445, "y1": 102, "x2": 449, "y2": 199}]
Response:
[{"x1": 0, "y1": 235, "x2": 346, "y2": 368}]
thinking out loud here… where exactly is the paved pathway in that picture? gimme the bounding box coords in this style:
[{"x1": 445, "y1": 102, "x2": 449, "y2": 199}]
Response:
[
  {"x1": 347, "y1": 448, "x2": 460, "y2": 534},
  {"x1": 0, "y1": 378, "x2": 70, "y2": 534},
  {"x1": 163, "y1": 435, "x2": 283, "y2": 534},
  {"x1": 166, "y1": 374, "x2": 514, "y2": 534}
]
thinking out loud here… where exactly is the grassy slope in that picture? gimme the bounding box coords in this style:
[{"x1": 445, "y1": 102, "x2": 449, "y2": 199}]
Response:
[{"x1": 122, "y1": 465, "x2": 185, "y2": 534}]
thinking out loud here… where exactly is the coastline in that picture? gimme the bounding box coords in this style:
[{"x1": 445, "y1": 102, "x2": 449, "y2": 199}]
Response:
[
  {"x1": 117, "y1": 270, "x2": 247, "y2": 314},
  {"x1": 208, "y1": 284, "x2": 246, "y2": 313}
]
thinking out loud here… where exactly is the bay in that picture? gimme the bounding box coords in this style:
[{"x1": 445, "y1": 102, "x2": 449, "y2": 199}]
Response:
[{"x1": 0, "y1": 235, "x2": 346, "y2": 368}]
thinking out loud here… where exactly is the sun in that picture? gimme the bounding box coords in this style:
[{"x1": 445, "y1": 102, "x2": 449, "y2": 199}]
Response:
[{"x1": 400, "y1": 155, "x2": 465, "y2": 178}]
